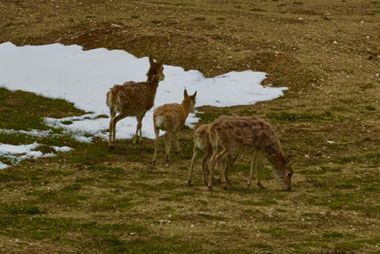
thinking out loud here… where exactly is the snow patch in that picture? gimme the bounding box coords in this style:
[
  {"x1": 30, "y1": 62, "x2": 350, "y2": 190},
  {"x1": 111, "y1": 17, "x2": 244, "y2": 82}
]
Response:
[
  {"x1": 0, "y1": 42, "x2": 287, "y2": 139},
  {"x1": 0, "y1": 129, "x2": 52, "y2": 137},
  {"x1": 52, "y1": 146, "x2": 73, "y2": 152},
  {"x1": 0, "y1": 142, "x2": 73, "y2": 169},
  {"x1": 0, "y1": 128, "x2": 92, "y2": 143},
  {"x1": 0, "y1": 162, "x2": 9, "y2": 169}
]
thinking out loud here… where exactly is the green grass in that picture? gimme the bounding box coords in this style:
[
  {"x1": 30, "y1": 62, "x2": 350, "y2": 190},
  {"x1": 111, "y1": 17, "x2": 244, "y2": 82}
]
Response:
[
  {"x1": 195, "y1": 109, "x2": 229, "y2": 124},
  {"x1": 266, "y1": 111, "x2": 334, "y2": 123},
  {"x1": 322, "y1": 231, "x2": 344, "y2": 239},
  {"x1": 3, "y1": 205, "x2": 43, "y2": 215},
  {"x1": 261, "y1": 227, "x2": 292, "y2": 237},
  {"x1": 0, "y1": 62, "x2": 379, "y2": 253},
  {"x1": 0, "y1": 87, "x2": 84, "y2": 130}
]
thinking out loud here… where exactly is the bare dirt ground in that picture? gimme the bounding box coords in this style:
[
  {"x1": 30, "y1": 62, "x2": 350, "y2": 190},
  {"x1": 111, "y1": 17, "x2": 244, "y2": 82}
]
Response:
[{"x1": 0, "y1": 0, "x2": 379, "y2": 253}]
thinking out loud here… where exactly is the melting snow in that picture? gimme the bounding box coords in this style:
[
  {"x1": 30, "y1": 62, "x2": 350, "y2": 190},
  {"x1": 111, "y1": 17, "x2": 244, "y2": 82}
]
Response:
[
  {"x1": 0, "y1": 142, "x2": 72, "y2": 169},
  {"x1": 0, "y1": 129, "x2": 52, "y2": 137},
  {"x1": 0, "y1": 128, "x2": 92, "y2": 143},
  {"x1": 0, "y1": 42, "x2": 287, "y2": 140}
]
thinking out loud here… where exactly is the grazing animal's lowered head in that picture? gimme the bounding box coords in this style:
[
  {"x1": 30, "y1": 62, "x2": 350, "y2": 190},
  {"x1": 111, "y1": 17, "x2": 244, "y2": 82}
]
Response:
[{"x1": 274, "y1": 155, "x2": 293, "y2": 191}]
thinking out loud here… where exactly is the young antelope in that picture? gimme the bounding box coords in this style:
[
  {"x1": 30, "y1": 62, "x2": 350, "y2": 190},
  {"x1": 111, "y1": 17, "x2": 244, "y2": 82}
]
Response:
[
  {"x1": 152, "y1": 89, "x2": 197, "y2": 165},
  {"x1": 187, "y1": 123, "x2": 238, "y2": 186}
]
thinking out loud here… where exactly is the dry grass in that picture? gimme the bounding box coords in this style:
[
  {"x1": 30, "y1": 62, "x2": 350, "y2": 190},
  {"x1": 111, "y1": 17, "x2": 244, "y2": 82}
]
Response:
[{"x1": 0, "y1": 0, "x2": 379, "y2": 253}]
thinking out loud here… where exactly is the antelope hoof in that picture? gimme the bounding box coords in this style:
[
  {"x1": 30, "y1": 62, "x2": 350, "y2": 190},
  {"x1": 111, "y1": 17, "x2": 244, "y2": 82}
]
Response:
[
  {"x1": 187, "y1": 180, "x2": 192, "y2": 186},
  {"x1": 151, "y1": 160, "x2": 156, "y2": 166},
  {"x1": 208, "y1": 185, "x2": 213, "y2": 191},
  {"x1": 222, "y1": 183, "x2": 228, "y2": 190},
  {"x1": 165, "y1": 156, "x2": 169, "y2": 163},
  {"x1": 108, "y1": 144, "x2": 115, "y2": 151}
]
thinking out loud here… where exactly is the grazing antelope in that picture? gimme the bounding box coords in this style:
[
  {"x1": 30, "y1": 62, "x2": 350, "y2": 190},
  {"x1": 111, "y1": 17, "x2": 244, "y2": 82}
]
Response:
[
  {"x1": 208, "y1": 116, "x2": 293, "y2": 191},
  {"x1": 152, "y1": 89, "x2": 197, "y2": 165},
  {"x1": 187, "y1": 123, "x2": 238, "y2": 186},
  {"x1": 106, "y1": 56, "x2": 165, "y2": 149}
]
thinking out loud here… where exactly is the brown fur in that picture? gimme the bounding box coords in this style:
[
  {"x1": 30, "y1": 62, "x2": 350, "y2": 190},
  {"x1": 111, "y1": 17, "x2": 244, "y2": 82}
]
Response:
[
  {"x1": 106, "y1": 56, "x2": 164, "y2": 149},
  {"x1": 187, "y1": 123, "x2": 238, "y2": 186},
  {"x1": 208, "y1": 115, "x2": 293, "y2": 190},
  {"x1": 152, "y1": 89, "x2": 197, "y2": 165}
]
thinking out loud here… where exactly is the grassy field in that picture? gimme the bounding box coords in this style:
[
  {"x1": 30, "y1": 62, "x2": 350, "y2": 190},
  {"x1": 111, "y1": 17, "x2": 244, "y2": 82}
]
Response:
[{"x1": 0, "y1": 0, "x2": 379, "y2": 253}]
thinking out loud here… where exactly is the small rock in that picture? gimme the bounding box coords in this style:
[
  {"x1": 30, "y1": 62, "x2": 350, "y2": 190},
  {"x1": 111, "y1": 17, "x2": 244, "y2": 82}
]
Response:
[{"x1": 111, "y1": 23, "x2": 122, "y2": 28}]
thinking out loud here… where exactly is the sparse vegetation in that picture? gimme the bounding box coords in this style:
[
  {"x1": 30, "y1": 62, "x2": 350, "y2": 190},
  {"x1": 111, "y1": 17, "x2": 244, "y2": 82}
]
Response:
[{"x1": 0, "y1": 0, "x2": 379, "y2": 253}]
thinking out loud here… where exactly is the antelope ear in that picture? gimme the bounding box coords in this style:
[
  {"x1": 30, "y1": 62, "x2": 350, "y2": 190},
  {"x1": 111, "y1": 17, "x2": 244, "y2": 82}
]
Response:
[
  {"x1": 149, "y1": 55, "x2": 155, "y2": 65},
  {"x1": 192, "y1": 91, "x2": 197, "y2": 98},
  {"x1": 184, "y1": 89, "x2": 188, "y2": 97}
]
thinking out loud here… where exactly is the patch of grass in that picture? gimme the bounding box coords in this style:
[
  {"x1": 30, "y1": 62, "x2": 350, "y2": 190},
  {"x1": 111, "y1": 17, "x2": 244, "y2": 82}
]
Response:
[
  {"x1": 95, "y1": 114, "x2": 109, "y2": 119},
  {"x1": 267, "y1": 111, "x2": 334, "y2": 123},
  {"x1": 61, "y1": 120, "x2": 74, "y2": 125},
  {"x1": 0, "y1": 215, "x2": 155, "y2": 252},
  {"x1": 192, "y1": 17, "x2": 206, "y2": 21},
  {"x1": 90, "y1": 196, "x2": 133, "y2": 212},
  {"x1": 241, "y1": 198, "x2": 278, "y2": 206},
  {"x1": 0, "y1": 131, "x2": 79, "y2": 149},
  {"x1": 0, "y1": 87, "x2": 84, "y2": 130},
  {"x1": 91, "y1": 165, "x2": 126, "y2": 179},
  {"x1": 250, "y1": 8, "x2": 266, "y2": 12},
  {"x1": 334, "y1": 152, "x2": 380, "y2": 165},
  {"x1": 63, "y1": 141, "x2": 111, "y2": 165},
  {"x1": 330, "y1": 105, "x2": 352, "y2": 113},
  {"x1": 365, "y1": 105, "x2": 376, "y2": 111},
  {"x1": 364, "y1": 205, "x2": 380, "y2": 218},
  {"x1": 198, "y1": 212, "x2": 225, "y2": 221},
  {"x1": 160, "y1": 190, "x2": 194, "y2": 201},
  {"x1": 238, "y1": 108, "x2": 257, "y2": 116},
  {"x1": 306, "y1": 191, "x2": 363, "y2": 211},
  {"x1": 335, "y1": 179, "x2": 356, "y2": 189},
  {"x1": 35, "y1": 183, "x2": 88, "y2": 207},
  {"x1": 151, "y1": 19, "x2": 162, "y2": 25},
  {"x1": 322, "y1": 231, "x2": 344, "y2": 239},
  {"x1": 195, "y1": 108, "x2": 230, "y2": 124},
  {"x1": 3, "y1": 205, "x2": 43, "y2": 215},
  {"x1": 333, "y1": 240, "x2": 365, "y2": 251},
  {"x1": 261, "y1": 227, "x2": 291, "y2": 237}
]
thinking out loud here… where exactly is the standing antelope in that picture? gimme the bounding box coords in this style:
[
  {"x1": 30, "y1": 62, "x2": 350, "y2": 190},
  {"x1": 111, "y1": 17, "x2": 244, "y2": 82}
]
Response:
[
  {"x1": 208, "y1": 116, "x2": 293, "y2": 191},
  {"x1": 152, "y1": 89, "x2": 197, "y2": 165},
  {"x1": 106, "y1": 56, "x2": 165, "y2": 150},
  {"x1": 187, "y1": 123, "x2": 238, "y2": 186}
]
